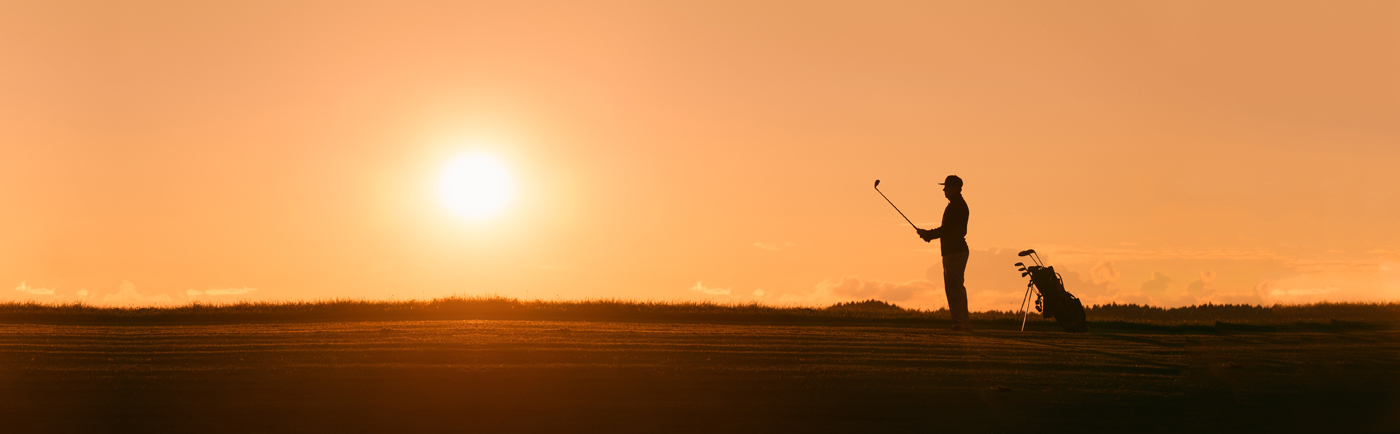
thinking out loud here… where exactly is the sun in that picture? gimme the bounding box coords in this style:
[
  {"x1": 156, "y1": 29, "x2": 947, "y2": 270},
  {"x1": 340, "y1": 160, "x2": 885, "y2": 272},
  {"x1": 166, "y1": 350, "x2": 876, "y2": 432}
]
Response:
[{"x1": 438, "y1": 153, "x2": 513, "y2": 220}]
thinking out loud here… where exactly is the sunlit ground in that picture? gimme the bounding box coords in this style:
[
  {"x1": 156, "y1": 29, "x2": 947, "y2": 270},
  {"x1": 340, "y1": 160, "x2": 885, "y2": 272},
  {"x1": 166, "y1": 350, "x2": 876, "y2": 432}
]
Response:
[{"x1": 1, "y1": 319, "x2": 1396, "y2": 433}]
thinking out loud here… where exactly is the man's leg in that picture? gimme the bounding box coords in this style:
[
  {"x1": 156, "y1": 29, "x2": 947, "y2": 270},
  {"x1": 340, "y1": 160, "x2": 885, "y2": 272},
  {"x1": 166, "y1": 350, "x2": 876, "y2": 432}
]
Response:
[{"x1": 943, "y1": 252, "x2": 970, "y2": 330}]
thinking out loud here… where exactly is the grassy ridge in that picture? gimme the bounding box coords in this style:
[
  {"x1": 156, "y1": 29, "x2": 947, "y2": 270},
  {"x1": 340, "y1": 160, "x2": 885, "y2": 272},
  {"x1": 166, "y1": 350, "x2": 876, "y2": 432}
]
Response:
[
  {"x1": 0, "y1": 297, "x2": 1396, "y2": 328},
  {"x1": 1087, "y1": 302, "x2": 1400, "y2": 323},
  {"x1": 0, "y1": 297, "x2": 940, "y2": 325}
]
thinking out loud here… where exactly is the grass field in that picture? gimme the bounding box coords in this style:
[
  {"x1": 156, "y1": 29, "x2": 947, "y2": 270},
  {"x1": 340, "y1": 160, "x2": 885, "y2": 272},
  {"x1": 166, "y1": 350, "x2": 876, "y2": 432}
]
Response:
[
  {"x1": 2, "y1": 296, "x2": 1398, "y2": 326},
  {"x1": 2, "y1": 302, "x2": 1398, "y2": 433}
]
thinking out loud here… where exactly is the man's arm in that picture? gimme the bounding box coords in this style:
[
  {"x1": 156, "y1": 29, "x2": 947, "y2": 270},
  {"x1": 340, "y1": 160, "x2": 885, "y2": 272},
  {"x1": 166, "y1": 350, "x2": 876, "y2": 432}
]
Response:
[{"x1": 917, "y1": 227, "x2": 942, "y2": 243}]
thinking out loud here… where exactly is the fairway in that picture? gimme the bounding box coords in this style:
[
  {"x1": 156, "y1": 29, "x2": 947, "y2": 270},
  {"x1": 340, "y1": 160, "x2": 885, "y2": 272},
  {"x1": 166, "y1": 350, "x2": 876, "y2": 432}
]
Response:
[{"x1": 2, "y1": 320, "x2": 1397, "y2": 433}]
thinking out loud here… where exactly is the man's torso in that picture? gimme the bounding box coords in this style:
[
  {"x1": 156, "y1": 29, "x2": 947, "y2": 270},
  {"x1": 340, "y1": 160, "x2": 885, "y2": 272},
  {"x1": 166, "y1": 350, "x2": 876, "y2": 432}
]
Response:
[{"x1": 940, "y1": 198, "x2": 969, "y2": 255}]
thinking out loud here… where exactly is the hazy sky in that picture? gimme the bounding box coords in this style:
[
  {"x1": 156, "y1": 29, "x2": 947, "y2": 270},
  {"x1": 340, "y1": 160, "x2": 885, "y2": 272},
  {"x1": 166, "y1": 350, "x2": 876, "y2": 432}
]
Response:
[{"x1": 2, "y1": 1, "x2": 1397, "y2": 309}]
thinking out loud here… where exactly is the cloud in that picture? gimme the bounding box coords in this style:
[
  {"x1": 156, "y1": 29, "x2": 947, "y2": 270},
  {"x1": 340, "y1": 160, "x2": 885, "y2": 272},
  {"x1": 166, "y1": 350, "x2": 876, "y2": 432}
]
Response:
[
  {"x1": 102, "y1": 281, "x2": 173, "y2": 306},
  {"x1": 1015, "y1": 246, "x2": 1400, "y2": 306},
  {"x1": 1269, "y1": 287, "x2": 1338, "y2": 296},
  {"x1": 1140, "y1": 271, "x2": 1173, "y2": 294},
  {"x1": 687, "y1": 282, "x2": 772, "y2": 301},
  {"x1": 1383, "y1": 262, "x2": 1400, "y2": 299},
  {"x1": 780, "y1": 276, "x2": 939, "y2": 307},
  {"x1": 1205, "y1": 287, "x2": 1264, "y2": 305},
  {"x1": 752, "y1": 242, "x2": 794, "y2": 251},
  {"x1": 1093, "y1": 269, "x2": 1265, "y2": 306},
  {"x1": 778, "y1": 245, "x2": 1400, "y2": 310},
  {"x1": 1183, "y1": 271, "x2": 1217, "y2": 299},
  {"x1": 689, "y1": 282, "x2": 731, "y2": 296},
  {"x1": 1104, "y1": 271, "x2": 1178, "y2": 306},
  {"x1": 1030, "y1": 246, "x2": 1284, "y2": 263},
  {"x1": 188, "y1": 287, "x2": 258, "y2": 297},
  {"x1": 9, "y1": 282, "x2": 86, "y2": 302},
  {"x1": 1256, "y1": 273, "x2": 1353, "y2": 304},
  {"x1": 1240, "y1": 259, "x2": 1394, "y2": 305},
  {"x1": 1090, "y1": 261, "x2": 1121, "y2": 285},
  {"x1": 1176, "y1": 270, "x2": 1263, "y2": 304},
  {"x1": 820, "y1": 276, "x2": 935, "y2": 302},
  {"x1": 14, "y1": 282, "x2": 54, "y2": 295},
  {"x1": 902, "y1": 246, "x2": 1400, "y2": 308},
  {"x1": 1055, "y1": 269, "x2": 1115, "y2": 305}
]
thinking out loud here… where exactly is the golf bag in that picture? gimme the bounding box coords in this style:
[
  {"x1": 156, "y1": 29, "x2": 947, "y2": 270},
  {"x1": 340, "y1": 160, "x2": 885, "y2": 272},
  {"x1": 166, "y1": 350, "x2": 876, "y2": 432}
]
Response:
[{"x1": 1015, "y1": 250, "x2": 1088, "y2": 333}]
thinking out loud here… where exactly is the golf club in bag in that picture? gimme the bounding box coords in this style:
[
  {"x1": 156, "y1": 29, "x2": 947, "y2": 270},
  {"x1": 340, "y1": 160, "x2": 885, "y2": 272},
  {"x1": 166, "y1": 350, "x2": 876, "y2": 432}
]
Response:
[{"x1": 1015, "y1": 249, "x2": 1088, "y2": 333}]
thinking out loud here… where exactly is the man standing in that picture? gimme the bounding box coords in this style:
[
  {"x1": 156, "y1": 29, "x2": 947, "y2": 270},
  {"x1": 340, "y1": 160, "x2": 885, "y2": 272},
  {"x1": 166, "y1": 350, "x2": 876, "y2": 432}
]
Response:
[{"x1": 917, "y1": 175, "x2": 971, "y2": 331}]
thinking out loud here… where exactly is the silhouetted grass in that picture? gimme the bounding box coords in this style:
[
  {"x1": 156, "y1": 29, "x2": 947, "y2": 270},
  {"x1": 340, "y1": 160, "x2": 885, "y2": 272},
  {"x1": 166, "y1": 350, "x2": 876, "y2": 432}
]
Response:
[
  {"x1": 0, "y1": 297, "x2": 1394, "y2": 328},
  {"x1": 0, "y1": 297, "x2": 948, "y2": 326},
  {"x1": 1084, "y1": 302, "x2": 1400, "y2": 324}
]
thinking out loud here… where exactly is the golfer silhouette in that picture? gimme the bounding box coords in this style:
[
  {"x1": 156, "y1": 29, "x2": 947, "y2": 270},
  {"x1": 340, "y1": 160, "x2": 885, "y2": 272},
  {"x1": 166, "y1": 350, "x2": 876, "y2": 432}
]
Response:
[{"x1": 916, "y1": 175, "x2": 970, "y2": 331}]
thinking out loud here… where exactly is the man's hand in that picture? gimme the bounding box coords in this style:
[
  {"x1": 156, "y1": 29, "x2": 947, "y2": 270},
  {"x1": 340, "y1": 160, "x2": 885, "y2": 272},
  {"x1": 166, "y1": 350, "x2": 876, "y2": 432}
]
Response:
[{"x1": 917, "y1": 228, "x2": 935, "y2": 242}]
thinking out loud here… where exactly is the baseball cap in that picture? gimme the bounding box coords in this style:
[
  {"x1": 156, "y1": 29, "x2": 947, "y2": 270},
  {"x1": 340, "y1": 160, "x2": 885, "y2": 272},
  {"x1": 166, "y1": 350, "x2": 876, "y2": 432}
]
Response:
[{"x1": 938, "y1": 175, "x2": 963, "y2": 187}]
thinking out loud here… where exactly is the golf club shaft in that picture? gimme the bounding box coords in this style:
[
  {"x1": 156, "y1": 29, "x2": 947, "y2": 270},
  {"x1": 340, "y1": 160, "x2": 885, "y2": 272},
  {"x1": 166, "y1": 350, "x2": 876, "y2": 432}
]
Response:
[{"x1": 874, "y1": 188, "x2": 919, "y2": 229}]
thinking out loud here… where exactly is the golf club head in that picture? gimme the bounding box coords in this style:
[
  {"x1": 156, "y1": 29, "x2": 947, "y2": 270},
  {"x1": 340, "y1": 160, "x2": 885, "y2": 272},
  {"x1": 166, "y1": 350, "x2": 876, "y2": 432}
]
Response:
[
  {"x1": 1014, "y1": 262, "x2": 1024, "y2": 267},
  {"x1": 1018, "y1": 249, "x2": 1036, "y2": 257},
  {"x1": 1018, "y1": 267, "x2": 1027, "y2": 272},
  {"x1": 873, "y1": 179, "x2": 881, "y2": 188},
  {"x1": 1022, "y1": 271, "x2": 1030, "y2": 277}
]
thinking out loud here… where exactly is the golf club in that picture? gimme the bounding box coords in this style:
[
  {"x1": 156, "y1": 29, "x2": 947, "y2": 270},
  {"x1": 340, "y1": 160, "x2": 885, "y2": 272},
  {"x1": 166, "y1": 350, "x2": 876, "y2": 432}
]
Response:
[
  {"x1": 873, "y1": 180, "x2": 918, "y2": 229},
  {"x1": 1018, "y1": 249, "x2": 1044, "y2": 267}
]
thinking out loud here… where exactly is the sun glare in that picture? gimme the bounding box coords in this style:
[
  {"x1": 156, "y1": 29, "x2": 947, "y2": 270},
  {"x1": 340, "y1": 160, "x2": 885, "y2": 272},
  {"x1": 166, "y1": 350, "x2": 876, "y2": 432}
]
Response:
[{"x1": 438, "y1": 153, "x2": 513, "y2": 220}]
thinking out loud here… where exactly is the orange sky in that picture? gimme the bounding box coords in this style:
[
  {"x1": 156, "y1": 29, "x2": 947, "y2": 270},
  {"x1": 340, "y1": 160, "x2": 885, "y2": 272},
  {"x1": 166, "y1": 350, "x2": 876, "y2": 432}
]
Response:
[{"x1": 2, "y1": 1, "x2": 1397, "y2": 309}]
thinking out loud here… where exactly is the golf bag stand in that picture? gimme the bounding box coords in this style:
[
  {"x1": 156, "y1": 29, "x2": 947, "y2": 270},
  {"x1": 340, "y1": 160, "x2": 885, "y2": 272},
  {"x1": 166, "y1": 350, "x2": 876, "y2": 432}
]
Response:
[{"x1": 1014, "y1": 249, "x2": 1089, "y2": 333}]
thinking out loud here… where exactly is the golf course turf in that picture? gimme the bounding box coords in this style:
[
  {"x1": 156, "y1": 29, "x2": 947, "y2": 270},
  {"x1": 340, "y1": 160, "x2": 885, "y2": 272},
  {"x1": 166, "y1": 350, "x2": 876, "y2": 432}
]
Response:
[{"x1": 2, "y1": 314, "x2": 1396, "y2": 433}]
